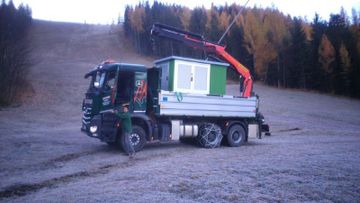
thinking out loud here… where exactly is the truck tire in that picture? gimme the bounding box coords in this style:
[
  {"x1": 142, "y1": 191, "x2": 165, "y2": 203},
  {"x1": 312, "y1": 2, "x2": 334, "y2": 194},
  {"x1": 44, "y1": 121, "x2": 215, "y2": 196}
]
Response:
[
  {"x1": 227, "y1": 124, "x2": 246, "y2": 147},
  {"x1": 197, "y1": 123, "x2": 223, "y2": 148},
  {"x1": 119, "y1": 125, "x2": 146, "y2": 152}
]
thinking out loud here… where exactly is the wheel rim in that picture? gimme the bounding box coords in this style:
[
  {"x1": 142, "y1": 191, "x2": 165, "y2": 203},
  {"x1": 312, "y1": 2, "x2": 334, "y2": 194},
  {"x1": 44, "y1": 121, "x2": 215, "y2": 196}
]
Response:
[
  {"x1": 130, "y1": 133, "x2": 140, "y2": 146},
  {"x1": 208, "y1": 132, "x2": 217, "y2": 143},
  {"x1": 232, "y1": 130, "x2": 242, "y2": 143}
]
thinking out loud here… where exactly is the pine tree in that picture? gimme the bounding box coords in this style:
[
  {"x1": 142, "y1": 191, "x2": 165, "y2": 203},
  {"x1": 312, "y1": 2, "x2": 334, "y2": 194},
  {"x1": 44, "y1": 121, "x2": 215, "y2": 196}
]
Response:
[
  {"x1": 287, "y1": 17, "x2": 311, "y2": 88},
  {"x1": 207, "y1": 7, "x2": 220, "y2": 41},
  {"x1": 310, "y1": 14, "x2": 327, "y2": 90},
  {"x1": 0, "y1": 0, "x2": 32, "y2": 105},
  {"x1": 189, "y1": 7, "x2": 207, "y2": 35},
  {"x1": 123, "y1": 6, "x2": 132, "y2": 37}
]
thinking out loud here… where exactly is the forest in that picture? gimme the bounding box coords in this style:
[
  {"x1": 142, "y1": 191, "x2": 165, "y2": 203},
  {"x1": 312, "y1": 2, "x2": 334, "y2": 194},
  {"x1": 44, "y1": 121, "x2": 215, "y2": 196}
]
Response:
[
  {"x1": 0, "y1": 0, "x2": 32, "y2": 105},
  {"x1": 123, "y1": 2, "x2": 360, "y2": 98}
]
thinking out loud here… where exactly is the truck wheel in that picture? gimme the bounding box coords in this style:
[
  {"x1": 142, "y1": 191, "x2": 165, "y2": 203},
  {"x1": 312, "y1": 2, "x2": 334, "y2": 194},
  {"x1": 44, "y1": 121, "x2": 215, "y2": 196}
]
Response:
[
  {"x1": 119, "y1": 125, "x2": 146, "y2": 152},
  {"x1": 197, "y1": 123, "x2": 223, "y2": 148},
  {"x1": 227, "y1": 124, "x2": 246, "y2": 147}
]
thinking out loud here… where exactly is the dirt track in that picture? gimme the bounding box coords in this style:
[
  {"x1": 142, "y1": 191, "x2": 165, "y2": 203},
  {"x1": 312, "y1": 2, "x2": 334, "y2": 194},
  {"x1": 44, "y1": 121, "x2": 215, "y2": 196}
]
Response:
[{"x1": 0, "y1": 20, "x2": 360, "y2": 202}]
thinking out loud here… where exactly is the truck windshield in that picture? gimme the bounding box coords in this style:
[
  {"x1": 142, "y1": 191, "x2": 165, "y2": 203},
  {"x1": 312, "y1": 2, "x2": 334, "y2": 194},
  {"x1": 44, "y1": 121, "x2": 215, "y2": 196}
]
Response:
[
  {"x1": 92, "y1": 71, "x2": 105, "y2": 89},
  {"x1": 89, "y1": 70, "x2": 116, "y2": 90},
  {"x1": 104, "y1": 71, "x2": 116, "y2": 90}
]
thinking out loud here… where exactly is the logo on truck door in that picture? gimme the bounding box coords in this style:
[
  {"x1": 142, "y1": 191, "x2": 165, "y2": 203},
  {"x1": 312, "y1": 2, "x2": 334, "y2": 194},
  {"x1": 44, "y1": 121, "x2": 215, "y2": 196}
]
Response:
[
  {"x1": 102, "y1": 95, "x2": 111, "y2": 106},
  {"x1": 134, "y1": 80, "x2": 147, "y2": 105}
]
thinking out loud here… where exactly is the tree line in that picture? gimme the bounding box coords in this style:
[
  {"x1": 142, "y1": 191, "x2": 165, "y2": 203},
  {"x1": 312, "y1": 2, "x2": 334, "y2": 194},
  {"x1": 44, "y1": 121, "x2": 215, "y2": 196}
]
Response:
[
  {"x1": 0, "y1": 0, "x2": 32, "y2": 106},
  {"x1": 122, "y1": 2, "x2": 360, "y2": 98}
]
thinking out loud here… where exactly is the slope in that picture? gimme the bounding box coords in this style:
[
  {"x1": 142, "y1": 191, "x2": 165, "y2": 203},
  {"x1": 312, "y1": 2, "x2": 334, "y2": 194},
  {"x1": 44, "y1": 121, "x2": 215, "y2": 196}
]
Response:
[{"x1": 0, "y1": 20, "x2": 360, "y2": 202}]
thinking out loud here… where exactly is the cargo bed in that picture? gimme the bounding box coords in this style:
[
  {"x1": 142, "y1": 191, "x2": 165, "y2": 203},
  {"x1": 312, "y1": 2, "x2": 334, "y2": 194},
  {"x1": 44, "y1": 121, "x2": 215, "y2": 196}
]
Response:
[{"x1": 157, "y1": 90, "x2": 258, "y2": 118}]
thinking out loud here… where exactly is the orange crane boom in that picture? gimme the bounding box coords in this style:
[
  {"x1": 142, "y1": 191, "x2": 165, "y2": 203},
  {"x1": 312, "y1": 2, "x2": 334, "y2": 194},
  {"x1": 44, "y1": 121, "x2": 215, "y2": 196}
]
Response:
[{"x1": 151, "y1": 23, "x2": 253, "y2": 97}]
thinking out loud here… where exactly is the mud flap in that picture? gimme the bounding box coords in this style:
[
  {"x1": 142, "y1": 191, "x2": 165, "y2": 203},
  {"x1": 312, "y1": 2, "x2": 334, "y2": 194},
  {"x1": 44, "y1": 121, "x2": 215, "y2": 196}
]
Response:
[{"x1": 261, "y1": 124, "x2": 270, "y2": 136}]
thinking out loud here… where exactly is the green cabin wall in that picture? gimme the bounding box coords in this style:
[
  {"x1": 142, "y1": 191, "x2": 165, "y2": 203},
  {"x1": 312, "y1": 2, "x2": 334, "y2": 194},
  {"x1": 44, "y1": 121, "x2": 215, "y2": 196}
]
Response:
[{"x1": 209, "y1": 64, "x2": 226, "y2": 95}]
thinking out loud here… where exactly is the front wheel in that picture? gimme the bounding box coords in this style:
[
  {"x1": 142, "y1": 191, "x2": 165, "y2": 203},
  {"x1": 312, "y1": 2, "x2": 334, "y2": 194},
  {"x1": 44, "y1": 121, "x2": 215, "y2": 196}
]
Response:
[
  {"x1": 119, "y1": 125, "x2": 146, "y2": 152},
  {"x1": 227, "y1": 124, "x2": 246, "y2": 147}
]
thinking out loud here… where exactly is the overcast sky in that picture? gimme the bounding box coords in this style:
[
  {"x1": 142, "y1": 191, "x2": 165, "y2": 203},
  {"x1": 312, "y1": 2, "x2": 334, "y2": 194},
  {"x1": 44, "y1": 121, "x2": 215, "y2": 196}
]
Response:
[{"x1": 11, "y1": 0, "x2": 360, "y2": 24}]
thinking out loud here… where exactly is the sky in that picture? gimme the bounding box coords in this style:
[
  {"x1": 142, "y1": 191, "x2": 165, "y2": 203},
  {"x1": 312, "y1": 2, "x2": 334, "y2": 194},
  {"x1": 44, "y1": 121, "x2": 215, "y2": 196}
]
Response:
[{"x1": 11, "y1": 0, "x2": 360, "y2": 24}]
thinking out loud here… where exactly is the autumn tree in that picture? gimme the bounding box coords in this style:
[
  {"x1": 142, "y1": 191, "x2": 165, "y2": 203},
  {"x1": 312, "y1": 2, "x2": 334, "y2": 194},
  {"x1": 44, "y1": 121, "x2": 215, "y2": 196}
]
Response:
[
  {"x1": 339, "y1": 42, "x2": 352, "y2": 94},
  {"x1": 262, "y1": 8, "x2": 290, "y2": 87},
  {"x1": 122, "y1": 2, "x2": 360, "y2": 98},
  {"x1": 318, "y1": 34, "x2": 336, "y2": 91}
]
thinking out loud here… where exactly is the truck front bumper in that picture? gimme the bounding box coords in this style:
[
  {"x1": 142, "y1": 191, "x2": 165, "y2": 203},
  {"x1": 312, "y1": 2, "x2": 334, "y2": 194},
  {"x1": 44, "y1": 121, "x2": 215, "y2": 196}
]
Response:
[{"x1": 81, "y1": 114, "x2": 118, "y2": 143}]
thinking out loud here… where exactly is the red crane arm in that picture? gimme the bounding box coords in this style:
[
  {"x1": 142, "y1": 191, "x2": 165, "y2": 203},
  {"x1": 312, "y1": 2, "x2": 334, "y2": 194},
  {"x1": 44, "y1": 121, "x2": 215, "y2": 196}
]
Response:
[{"x1": 151, "y1": 23, "x2": 253, "y2": 97}]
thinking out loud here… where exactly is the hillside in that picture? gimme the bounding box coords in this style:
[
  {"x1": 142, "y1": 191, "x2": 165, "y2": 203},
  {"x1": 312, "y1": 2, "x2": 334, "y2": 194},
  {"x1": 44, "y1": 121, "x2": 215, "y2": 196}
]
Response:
[{"x1": 0, "y1": 20, "x2": 360, "y2": 202}]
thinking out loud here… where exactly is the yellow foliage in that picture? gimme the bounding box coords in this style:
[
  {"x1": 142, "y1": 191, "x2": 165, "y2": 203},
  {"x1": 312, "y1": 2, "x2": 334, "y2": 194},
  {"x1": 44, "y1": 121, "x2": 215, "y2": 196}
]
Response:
[
  {"x1": 218, "y1": 11, "x2": 230, "y2": 31},
  {"x1": 241, "y1": 9, "x2": 279, "y2": 78},
  {"x1": 130, "y1": 6, "x2": 145, "y2": 33},
  {"x1": 318, "y1": 34, "x2": 336, "y2": 74},
  {"x1": 339, "y1": 42, "x2": 352, "y2": 73}
]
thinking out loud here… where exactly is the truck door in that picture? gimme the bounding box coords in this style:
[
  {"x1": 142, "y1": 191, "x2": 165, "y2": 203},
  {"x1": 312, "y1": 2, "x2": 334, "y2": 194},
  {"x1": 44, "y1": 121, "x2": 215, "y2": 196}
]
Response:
[
  {"x1": 147, "y1": 68, "x2": 160, "y2": 113},
  {"x1": 116, "y1": 71, "x2": 135, "y2": 109},
  {"x1": 99, "y1": 69, "x2": 118, "y2": 142}
]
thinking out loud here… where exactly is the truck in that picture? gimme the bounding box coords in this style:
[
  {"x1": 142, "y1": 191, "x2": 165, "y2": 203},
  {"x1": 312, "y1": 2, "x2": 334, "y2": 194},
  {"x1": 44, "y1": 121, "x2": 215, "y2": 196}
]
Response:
[{"x1": 81, "y1": 23, "x2": 270, "y2": 152}]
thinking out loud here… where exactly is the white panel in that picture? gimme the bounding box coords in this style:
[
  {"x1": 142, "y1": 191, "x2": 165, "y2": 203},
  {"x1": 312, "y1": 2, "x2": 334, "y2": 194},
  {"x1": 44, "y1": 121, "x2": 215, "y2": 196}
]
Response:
[
  {"x1": 176, "y1": 63, "x2": 192, "y2": 90},
  {"x1": 248, "y1": 124, "x2": 259, "y2": 138},
  {"x1": 193, "y1": 65, "x2": 209, "y2": 93}
]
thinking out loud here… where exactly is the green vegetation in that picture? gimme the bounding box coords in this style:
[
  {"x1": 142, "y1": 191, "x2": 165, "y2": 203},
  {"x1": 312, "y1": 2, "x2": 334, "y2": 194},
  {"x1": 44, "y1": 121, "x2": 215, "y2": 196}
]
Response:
[
  {"x1": 122, "y1": 2, "x2": 360, "y2": 98},
  {"x1": 0, "y1": 0, "x2": 32, "y2": 106}
]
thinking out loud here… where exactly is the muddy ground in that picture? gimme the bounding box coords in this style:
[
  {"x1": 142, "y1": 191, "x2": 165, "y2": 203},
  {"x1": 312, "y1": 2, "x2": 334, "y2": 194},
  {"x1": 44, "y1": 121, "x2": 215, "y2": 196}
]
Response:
[{"x1": 0, "y1": 20, "x2": 360, "y2": 202}]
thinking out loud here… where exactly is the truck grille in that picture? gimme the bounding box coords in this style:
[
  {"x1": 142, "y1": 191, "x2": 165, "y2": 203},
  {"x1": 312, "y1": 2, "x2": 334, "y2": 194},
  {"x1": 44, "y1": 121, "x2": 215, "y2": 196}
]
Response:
[{"x1": 82, "y1": 106, "x2": 92, "y2": 126}]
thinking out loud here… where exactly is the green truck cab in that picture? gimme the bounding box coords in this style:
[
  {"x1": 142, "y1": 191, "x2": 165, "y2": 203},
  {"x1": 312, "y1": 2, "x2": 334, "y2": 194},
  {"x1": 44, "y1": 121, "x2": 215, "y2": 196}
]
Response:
[{"x1": 81, "y1": 57, "x2": 269, "y2": 152}]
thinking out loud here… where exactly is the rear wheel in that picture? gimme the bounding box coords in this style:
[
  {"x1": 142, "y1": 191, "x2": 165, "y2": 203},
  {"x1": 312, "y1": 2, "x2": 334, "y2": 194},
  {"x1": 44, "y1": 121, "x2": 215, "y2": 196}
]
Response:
[
  {"x1": 197, "y1": 123, "x2": 223, "y2": 148},
  {"x1": 119, "y1": 125, "x2": 146, "y2": 152},
  {"x1": 227, "y1": 124, "x2": 246, "y2": 147}
]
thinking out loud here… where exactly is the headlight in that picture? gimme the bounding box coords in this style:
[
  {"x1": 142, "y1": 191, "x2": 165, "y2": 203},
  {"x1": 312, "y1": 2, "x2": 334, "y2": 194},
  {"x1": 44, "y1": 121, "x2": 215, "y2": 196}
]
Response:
[{"x1": 90, "y1": 126, "x2": 98, "y2": 133}]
